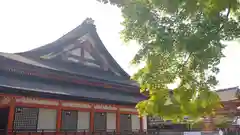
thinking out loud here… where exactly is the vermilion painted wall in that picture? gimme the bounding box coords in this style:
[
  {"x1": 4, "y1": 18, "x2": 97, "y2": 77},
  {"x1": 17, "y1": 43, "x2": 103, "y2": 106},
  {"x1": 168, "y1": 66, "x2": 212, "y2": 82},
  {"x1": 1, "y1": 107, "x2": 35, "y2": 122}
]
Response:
[{"x1": 0, "y1": 93, "x2": 143, "y2": 132}]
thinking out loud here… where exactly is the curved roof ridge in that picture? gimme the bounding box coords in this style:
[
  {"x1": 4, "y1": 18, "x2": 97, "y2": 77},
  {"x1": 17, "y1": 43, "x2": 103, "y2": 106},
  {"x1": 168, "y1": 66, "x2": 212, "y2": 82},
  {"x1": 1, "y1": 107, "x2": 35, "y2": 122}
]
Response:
[
  {"x1": 17, "y1": 18, "x2": 95, "y2": 55},
  {"x1": 16, "y1": 18, "x2": 130, "y2": 78},
  {"x1": 215, "y1": 86, "x2": 239, "y2": 92}
]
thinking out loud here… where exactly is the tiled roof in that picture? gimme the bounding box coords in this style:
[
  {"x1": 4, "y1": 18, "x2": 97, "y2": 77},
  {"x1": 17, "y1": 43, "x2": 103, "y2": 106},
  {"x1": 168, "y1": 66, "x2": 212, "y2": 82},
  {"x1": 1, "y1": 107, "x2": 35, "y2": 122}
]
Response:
[
  {"x1": 0, "y1": 52, "x2": 136, "y2": 86},
  {"x1": 0, "y1": 18, "x2": 139, "y2": 87},
  {"x1": 0, "y1": 74, "x2": 144, "y2": 104},
  {"x1": 0, "y1": 52, "x2": 57, "y2": 70},
  {"x1": 216, "y1": 87, "x2": 240, "y2": 101},
  {"x1": 0, "y1": 18, "x2": 142, "y2": 104}
]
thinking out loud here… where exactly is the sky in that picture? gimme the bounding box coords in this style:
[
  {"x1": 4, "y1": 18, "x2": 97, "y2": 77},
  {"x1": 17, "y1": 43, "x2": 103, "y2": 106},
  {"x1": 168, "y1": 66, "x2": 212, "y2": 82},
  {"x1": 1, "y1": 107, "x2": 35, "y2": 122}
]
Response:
[{"x1": 0, "y1": 0, "x2": 239, "y2": 90}]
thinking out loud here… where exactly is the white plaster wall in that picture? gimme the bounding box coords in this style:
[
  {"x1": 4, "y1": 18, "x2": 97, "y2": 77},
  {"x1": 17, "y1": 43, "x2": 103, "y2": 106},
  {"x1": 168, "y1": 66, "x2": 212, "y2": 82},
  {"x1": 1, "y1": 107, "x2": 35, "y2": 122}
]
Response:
[
  {"x1": 131, "y1": 114, "x2": 140, "y2": 130},
  {"x1": 77, "y1": 111, "x2": 90, "y2": 130},
  {"x1": 37, "y1": 108, "x2": 57, "y2": 131},
  {"x1": 142, "y1": 116, "x2": 147, "y2": 130},
  {"x1": 107, "y1": 112, "x2": 116, "y2": 131}
]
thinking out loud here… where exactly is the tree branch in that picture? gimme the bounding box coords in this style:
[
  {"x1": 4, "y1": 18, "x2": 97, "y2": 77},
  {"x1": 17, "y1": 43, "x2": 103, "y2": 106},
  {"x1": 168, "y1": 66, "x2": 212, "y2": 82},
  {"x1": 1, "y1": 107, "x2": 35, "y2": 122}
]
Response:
[
  {"x1": 178, "y1": 52, "x2": 192, "y2": 75},
  {"x1": 218, "y1": 4, "x2": 231, "y2": 33}
]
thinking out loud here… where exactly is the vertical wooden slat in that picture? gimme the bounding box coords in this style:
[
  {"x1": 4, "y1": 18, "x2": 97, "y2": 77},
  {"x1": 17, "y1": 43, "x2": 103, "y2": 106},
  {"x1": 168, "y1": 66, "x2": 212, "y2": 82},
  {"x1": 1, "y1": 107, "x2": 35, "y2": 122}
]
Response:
[
  {"x1": 116, "y1": 109, "x2": 120, "y2": 133},
  {"x1": 90, "y1": 107, "x2": 94, "y2": 132},
  {"x1": 56, "y1": 102, "x2": 62, "y2": 132},
  {"x1": 7, "y1": 98, "x2": 15, "y2": 131},
  {"x1": 139, "y1": 117, "x2": 143, "y2": 132},
  {"x1": 203, "y1": 116, "x2": 215, "y2": 131}
]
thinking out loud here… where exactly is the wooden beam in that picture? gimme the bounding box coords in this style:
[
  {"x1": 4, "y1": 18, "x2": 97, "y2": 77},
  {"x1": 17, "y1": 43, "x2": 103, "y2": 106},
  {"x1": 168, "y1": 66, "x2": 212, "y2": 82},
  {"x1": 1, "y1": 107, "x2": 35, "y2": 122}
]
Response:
[{"x1": 67, "y1": 54, "x2": 102, "y2": 66}]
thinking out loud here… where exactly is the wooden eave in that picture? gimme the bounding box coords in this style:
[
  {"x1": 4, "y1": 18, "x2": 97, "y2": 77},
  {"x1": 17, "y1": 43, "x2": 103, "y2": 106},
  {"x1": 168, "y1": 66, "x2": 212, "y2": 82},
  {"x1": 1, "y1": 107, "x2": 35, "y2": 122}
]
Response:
[
  {"x1": 0, "y1": 86, "x2": 138, "y2": 105},
  {"x1": 0, "y1": 59, "x2": 140, "y2": 94}
]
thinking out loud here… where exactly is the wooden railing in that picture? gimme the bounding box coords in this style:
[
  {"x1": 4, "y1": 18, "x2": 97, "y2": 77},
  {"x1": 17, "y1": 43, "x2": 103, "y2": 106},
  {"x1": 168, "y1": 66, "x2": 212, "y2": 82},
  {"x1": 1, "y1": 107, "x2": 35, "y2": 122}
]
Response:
[
  {"x1": 0, "y1": 129, "x2": 147, "y2": 135},
  {"x1": 0, "y1": 129, "x2": 220, "y2": 135}
]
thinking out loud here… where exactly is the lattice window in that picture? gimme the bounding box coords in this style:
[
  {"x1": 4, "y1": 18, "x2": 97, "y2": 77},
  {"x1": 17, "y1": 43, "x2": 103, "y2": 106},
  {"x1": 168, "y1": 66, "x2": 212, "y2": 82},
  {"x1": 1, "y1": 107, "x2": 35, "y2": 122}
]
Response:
[
  {"x1": 13, "y1": 107, "x2": 39, "y2": 131},
  {"x1": 61, "y1": 110, "x2": 78, "y2": 131},
  {"x1": 94, "y1": 112, "x2": 107, "y2": 131},
  {"x1": 120, "y1": 114, "x2": 132, "y2": 132}
]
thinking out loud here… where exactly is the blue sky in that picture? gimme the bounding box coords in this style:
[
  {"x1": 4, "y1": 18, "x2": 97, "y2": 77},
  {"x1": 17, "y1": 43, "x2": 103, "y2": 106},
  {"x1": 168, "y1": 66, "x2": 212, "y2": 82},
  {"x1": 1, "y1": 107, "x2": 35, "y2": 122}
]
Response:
[{"x1": 0, "y1": 0, "x2": 239, "y2": 89}]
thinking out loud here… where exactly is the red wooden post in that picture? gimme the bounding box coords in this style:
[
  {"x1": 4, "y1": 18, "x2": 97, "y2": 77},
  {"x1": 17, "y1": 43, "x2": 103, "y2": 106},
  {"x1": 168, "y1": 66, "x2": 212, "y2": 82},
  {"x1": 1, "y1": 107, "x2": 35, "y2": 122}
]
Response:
[
  {"x1": 140, "y1": 117, "x2": 143, "y2": 132},
  {"x1": 90, "y1": 106, "x2": 94, "y2": 132},
  {"x1": 8, "y1": 98, "x2": 15, "y2": 131},
  {"x1": 56, "y1": 101, "x2": 62, "y2": 133},
  {"x1": 202, "y1": 116, "x2": 215, "y2": 131},
  {"x1": 116, "y1": 109, "x2": 120, "y2": 133}
]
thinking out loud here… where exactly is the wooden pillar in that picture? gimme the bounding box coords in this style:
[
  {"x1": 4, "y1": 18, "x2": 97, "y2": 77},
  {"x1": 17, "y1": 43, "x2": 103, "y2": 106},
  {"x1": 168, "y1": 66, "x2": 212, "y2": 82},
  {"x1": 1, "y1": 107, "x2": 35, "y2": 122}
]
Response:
[
  {"x1": 202, "y1": 116, "x2": 215, "y2": 131},
  {"x1": 140, "y1": 117, "x2": 143, "y2": 132},
  {"x1": 7, "y1": 98, "x2": 15, "y2": 131},
  {"x1": 90, "y1": 106, "x2": 94, "y2": 132},
  {"x1": 56, "y1": 107, "x2": 62, "y2": 132},
  {"x1": 116, "y1": 109, "x2": 120, "y2": 133}
]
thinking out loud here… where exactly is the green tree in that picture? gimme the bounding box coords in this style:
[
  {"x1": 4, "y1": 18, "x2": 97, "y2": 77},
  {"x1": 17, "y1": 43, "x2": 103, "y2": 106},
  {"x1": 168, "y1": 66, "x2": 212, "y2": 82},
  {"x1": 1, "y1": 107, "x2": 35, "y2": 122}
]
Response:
[{"x1": 97, "y1": 0, "x2": 240, "y2": 121}]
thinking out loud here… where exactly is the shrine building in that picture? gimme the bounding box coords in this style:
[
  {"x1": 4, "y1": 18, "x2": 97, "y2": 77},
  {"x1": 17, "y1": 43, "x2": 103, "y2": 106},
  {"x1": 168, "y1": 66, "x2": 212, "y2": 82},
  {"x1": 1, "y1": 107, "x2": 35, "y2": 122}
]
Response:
[
  {"x1": 0, "y1": 18, "x2": 147, "y2": 134},
  {"x1": 203, "y1": 86, "x2": 240, "y2": 131},
  {"x1": 216, "y1": 86, "x2": 240, "y2": 116}
]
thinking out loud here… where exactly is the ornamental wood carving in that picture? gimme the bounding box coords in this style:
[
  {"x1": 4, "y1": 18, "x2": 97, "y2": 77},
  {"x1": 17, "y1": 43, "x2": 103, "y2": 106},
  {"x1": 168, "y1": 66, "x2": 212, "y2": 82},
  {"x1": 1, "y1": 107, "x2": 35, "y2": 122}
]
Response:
[{"x1": 0, "y1": 96, "x2": 11, "y2": 105}]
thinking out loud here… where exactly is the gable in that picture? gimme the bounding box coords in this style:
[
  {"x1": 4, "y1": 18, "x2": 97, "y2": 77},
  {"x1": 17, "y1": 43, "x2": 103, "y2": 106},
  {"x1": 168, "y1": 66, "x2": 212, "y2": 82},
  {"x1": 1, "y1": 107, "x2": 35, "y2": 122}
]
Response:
[
  {"x1": 18, "y1": 18, "x2": 130, "y2": 78},
  {"x1": 216, "y1": 87, "x2": 240, "y2": 101},
  {"x1": 40, "y1": 33, "x2": 121, "y2": 76}
]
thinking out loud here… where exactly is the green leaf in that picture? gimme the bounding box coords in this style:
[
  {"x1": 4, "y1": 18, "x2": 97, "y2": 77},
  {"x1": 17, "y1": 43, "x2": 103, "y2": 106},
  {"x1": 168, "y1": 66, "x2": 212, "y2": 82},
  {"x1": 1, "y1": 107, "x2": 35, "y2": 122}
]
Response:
[{"x1": 97, "y1": 0, "x2": 240, "y2": 122}]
